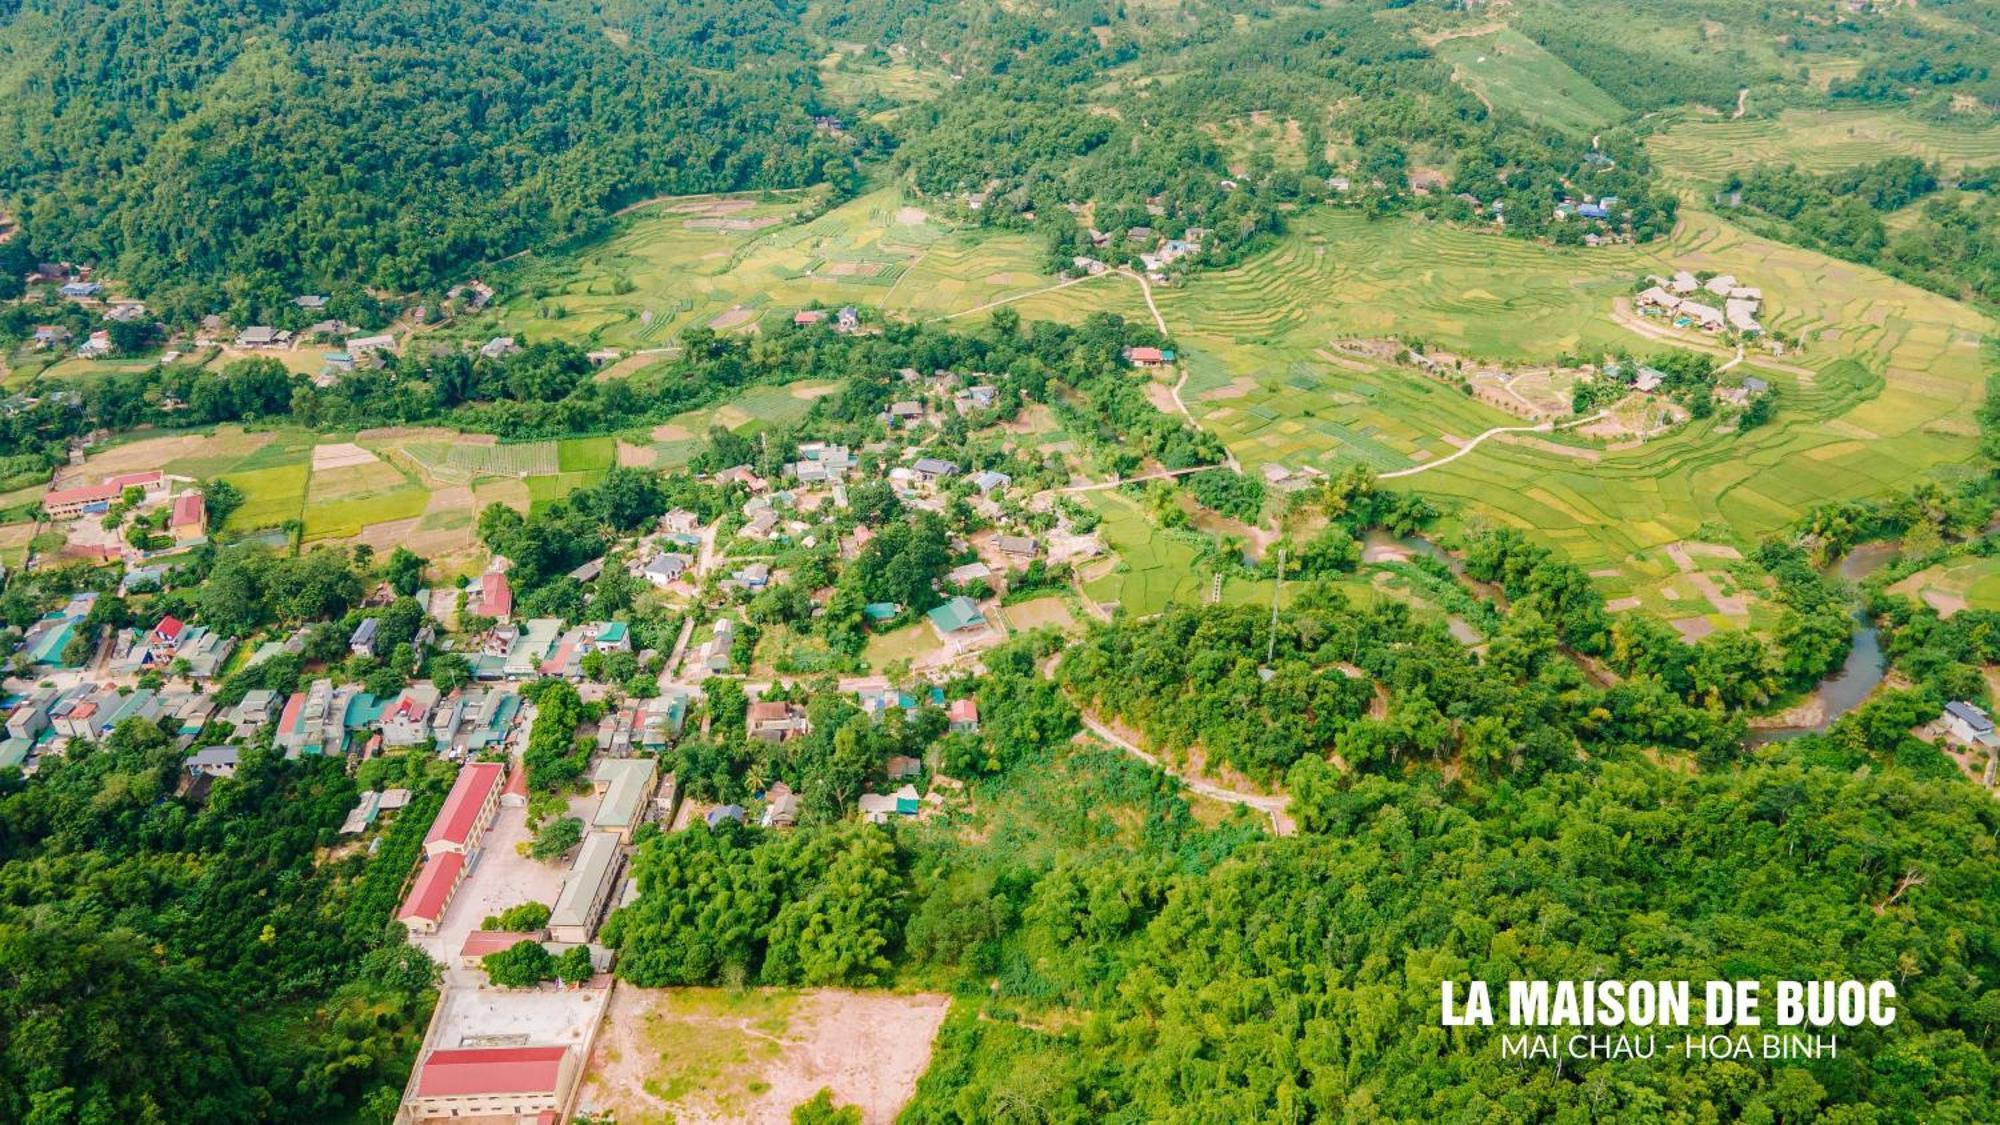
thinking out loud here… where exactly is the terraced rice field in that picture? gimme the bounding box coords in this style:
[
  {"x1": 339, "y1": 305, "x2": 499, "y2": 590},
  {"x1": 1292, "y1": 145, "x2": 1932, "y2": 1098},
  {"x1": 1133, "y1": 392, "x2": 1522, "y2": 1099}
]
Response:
[
  {"x1": 1134, "y1": 203, "x2": 1994, "y2": 574},
  {"x1": 1430, "y1": 28, "x2": 1626, "y2": 135},
  {"x1": 1647, "y1": 108, "x2": 2000, "y2": 183}
]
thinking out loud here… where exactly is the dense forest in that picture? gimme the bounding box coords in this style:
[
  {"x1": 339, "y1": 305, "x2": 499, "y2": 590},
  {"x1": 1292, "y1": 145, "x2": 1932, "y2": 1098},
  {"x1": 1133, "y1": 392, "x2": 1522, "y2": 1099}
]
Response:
[
  {"x1": 0, "y1": 0, "x2": 854, "y2": 312},
  {"x1": 0, "y1": 726, "x2": 448, "y2": 1122}
]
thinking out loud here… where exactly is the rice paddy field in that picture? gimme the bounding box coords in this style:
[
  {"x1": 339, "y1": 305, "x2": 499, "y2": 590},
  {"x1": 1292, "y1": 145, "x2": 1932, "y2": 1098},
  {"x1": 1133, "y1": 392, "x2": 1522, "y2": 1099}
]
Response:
[
  {"x1": 1646, "y1": 108, "x2": 2000, "y2": 184},
  {"x1": 461, "y1": 187, "x2": 1062, "y2": 351},
  {"x1": 1429, "y1": 27, "x2": 1626, "y2": 135}
]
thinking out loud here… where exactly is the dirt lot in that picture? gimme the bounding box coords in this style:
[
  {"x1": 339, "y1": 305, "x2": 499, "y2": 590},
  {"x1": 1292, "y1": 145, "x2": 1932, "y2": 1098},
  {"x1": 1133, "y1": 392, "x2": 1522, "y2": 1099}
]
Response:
[
  {"x1": 311, "y1": 441, "x2": 382, "y2": 471},
  {"x1": 578, "y1": 986, "x2": 951, "y2": 1124}
]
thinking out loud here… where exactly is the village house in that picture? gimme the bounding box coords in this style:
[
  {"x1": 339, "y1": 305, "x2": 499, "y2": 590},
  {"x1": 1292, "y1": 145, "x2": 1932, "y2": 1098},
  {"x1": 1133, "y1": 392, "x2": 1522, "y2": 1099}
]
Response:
[
  {"x1": 698, "y1": 618, "x2": 736, "y2": 674},
  {"x1": 228, "y1": 689, "x2": 281, "y2": 733},
  {"x1": 911, "y1": 457, "x2": 959, "y2": 485},
  {"x1": 971, "y1": 470, "x2": 1011, "y2": 495},
  {"x1": 884, "y1": 400, "x2": 927, "y2": 427},
  {"x1": 642, "y1": 552, "x2": 693, "y2": 588},
  {"x1": 949, "y1": 697, "x2": 980, "y2": 733},
  {"x1": 465, "y1": 569, "x2": 513, "y2": 622},
  {"x1": 346, "y1": 333, "x2": 397, "y2": 357},
  {"x1": 478, "y1": 336, "x2": 518, "y2": 360},
  {"x1": 859, "y1": 784, "x2": 922, "y2": 825},
  {"x1": 761, "y1": 781, "x2": 799, "y2": 828},
  {"x1": 1124, "y1": 345, "x2": 1170, "y2": 368},
  {"x1": 1941, "y1": 701, "x2": 1998, "y2": 748},
  {"x1": 746, "y1": 700, "x2": 808, "y2": 743},
  {"x1": 234, "y1": 326, "x2": 290, "y2": 349},
  {"x1": 380, "y1": 684, "x2": 441, "y2": 747},
  {"x1": 170, "y1": 491, "x2": 206, "y2": 544},
  {"x1": 185, "y1": 746, "x2": 240, "y2": 780},
  {"x1": 994, "y1": 534, "x2": 1039, "y2": 560},
  {"x1": 350, "y1": 617, "x2": 380, "y2": 659},
  {"x1": 715, "y1": 464, "x2": 767, "y2": 492},
  {"x1": 928, "y1": 595, "x2": 987, "y2": 638}
]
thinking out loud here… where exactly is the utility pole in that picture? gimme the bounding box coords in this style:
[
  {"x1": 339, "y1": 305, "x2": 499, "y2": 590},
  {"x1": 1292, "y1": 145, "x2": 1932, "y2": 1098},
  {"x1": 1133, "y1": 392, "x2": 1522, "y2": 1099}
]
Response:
[{"x1": 1267, "y1": 545, "x2": 1285, "y2": 665}]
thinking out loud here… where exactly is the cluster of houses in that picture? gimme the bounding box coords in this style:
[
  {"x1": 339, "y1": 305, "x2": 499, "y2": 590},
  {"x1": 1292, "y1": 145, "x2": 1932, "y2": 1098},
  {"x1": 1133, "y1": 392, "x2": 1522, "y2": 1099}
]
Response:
[
  {"x1": 1, "y1": 676, "x2": 220, "y2": 772},
  {"x1": 705, "y1": 682, "x2": 976, "y2": 831},
  {"x1": 793, "y1": 306, "x2": 861, "y2": 333},
  {"x1": 1636, "y1": 271, "x2": 1765, "y2": 336}
]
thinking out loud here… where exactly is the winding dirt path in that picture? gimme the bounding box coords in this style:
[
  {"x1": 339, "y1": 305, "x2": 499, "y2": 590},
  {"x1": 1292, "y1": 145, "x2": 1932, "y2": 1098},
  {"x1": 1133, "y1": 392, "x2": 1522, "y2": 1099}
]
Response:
[
  {"x1": 1379, "y1": 411, "x2": 1607, "y2": 479},
  {"x1": 1078, "y1": 712, "x2": 1295, "y2": 835}
]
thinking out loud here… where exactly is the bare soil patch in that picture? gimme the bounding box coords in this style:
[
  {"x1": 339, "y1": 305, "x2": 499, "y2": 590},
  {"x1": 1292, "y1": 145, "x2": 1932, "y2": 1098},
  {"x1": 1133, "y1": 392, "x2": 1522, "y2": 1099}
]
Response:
[
  {"x1": 580, "y1": 987, "x2": 950, "y2": 1125},
  {"x1": 618, "y1": 441, "x2": 659, "y2": 468},
  {"x1": 310, "y1": 442, "x2": 381, "y2": 471},
  {"x1": 709, "y1": 307, "x2": 759, "y2": 330},
  {"x1": 1670, "y1": 615, "x2": 1716, "y2": 641}
]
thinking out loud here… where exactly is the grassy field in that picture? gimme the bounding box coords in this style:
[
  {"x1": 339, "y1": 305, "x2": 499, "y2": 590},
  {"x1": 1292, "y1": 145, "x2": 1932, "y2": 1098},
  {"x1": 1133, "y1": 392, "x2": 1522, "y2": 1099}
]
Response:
[
  {"x1": 458, "y1": 187, "x2": 1062, "y2": 352},
  {"x1": 1430, "y1": 27, "x2": 1626, "y2": 135},
  {"x1": 623, "y1": 379, "x2": 844, "y2": 468},
  {"x1": 1888, "y1": 555, "x2": 2000, "y2": 617}
]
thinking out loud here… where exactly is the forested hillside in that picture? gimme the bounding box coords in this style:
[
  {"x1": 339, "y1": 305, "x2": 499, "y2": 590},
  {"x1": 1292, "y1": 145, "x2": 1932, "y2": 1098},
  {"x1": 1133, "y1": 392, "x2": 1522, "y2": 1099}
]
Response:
[
  {"x1": 0, "y1": 0, "x2": 849, "y2": 309},
  {"x1": 0, "y1": 725, "x2": 451, "y2": 1121}
]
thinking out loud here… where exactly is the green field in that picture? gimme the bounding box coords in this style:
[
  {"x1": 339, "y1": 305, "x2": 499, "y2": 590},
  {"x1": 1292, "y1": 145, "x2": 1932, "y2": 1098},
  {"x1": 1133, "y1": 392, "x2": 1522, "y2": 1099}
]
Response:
[
  {"x1": 1888, "y1": 555, "x2": 2000, "y2": 617},
  {"x1": 1116, "y1": 203, "x2": 1996, "y2": 573},
  {"x1": 1647, "y1": 107, "x2": 2000, "y2": 184},
  {"x1": 219, "y1": 463, "x2": 310, "y2": 531},
  {"x1": 459, "y1": 187, "x2": 1062, "y2": 351},
  {"x1": 1430, "y1": 28, "x2": 1626, "y2": 135}
]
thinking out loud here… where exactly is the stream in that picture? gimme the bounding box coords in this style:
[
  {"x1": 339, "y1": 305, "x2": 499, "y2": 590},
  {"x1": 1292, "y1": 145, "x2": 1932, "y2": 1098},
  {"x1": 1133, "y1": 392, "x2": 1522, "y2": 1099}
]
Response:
[{"x1": 1747, "y1": 542, "x2": 1896, "y2": 743}]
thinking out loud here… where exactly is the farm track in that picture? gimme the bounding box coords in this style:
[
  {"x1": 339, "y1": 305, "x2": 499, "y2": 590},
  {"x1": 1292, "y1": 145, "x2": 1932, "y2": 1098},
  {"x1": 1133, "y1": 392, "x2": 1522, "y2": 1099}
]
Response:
[{"x1": 1380, "y1": 411, "x2": 1608, "y2": 479}]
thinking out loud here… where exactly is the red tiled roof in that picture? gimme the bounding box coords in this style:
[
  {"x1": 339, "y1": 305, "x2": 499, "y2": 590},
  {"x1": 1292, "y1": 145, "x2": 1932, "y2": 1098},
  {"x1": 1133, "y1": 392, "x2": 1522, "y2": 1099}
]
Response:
[
  {"x1": 153, "y1": 615, "x2": 185, "y2": 641},
  {"x1": 950, "y1": 698, "x2": 978, "y2": 723},
  {"x1": 171, "y1": 492, "x2": 205, "y2": 529},
  {"x1": 424, "y1": 762, "x2": 505, "y2": 849},
  {"x1": 460, "y1": 930, "x2": 540, "y2": 959},
  {"x1": 502, "y1": 763, "x2": 530, "y2": 800},
  {"x1": 415, "y1": 1045, "x2": 567, "y2": 1098},
  {"x1": 473, "y1": 571, "x2": 512, "y2": 618},
  {"x1": 1128, "y1": 346, "x2": 1164, "y2": 363},
  {"x1": 278, "y1": 691, "x2": 306, "y2": 734},
  {"x1": 397, "y1": 849, "x2": 466, "y2": 924},
  {"x1": 43, "y1": 470, "x2": 163, "y2": 510}
]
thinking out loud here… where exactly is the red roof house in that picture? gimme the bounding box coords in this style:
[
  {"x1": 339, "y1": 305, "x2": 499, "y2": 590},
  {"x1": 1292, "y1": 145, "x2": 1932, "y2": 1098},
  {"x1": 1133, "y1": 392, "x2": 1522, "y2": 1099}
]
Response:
[
  {"x1": 150, "y1": 615, "x2": 186, "y2": 649},
  {"x1": 470, "y1": 570, "x2": 513, "y2": 621},
  {"x1": 170, "y1": 492, "x2": 206, "y2": 540},
  {"x1": 460, "y1": 929, "x2": 543, "y2": 964}
]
